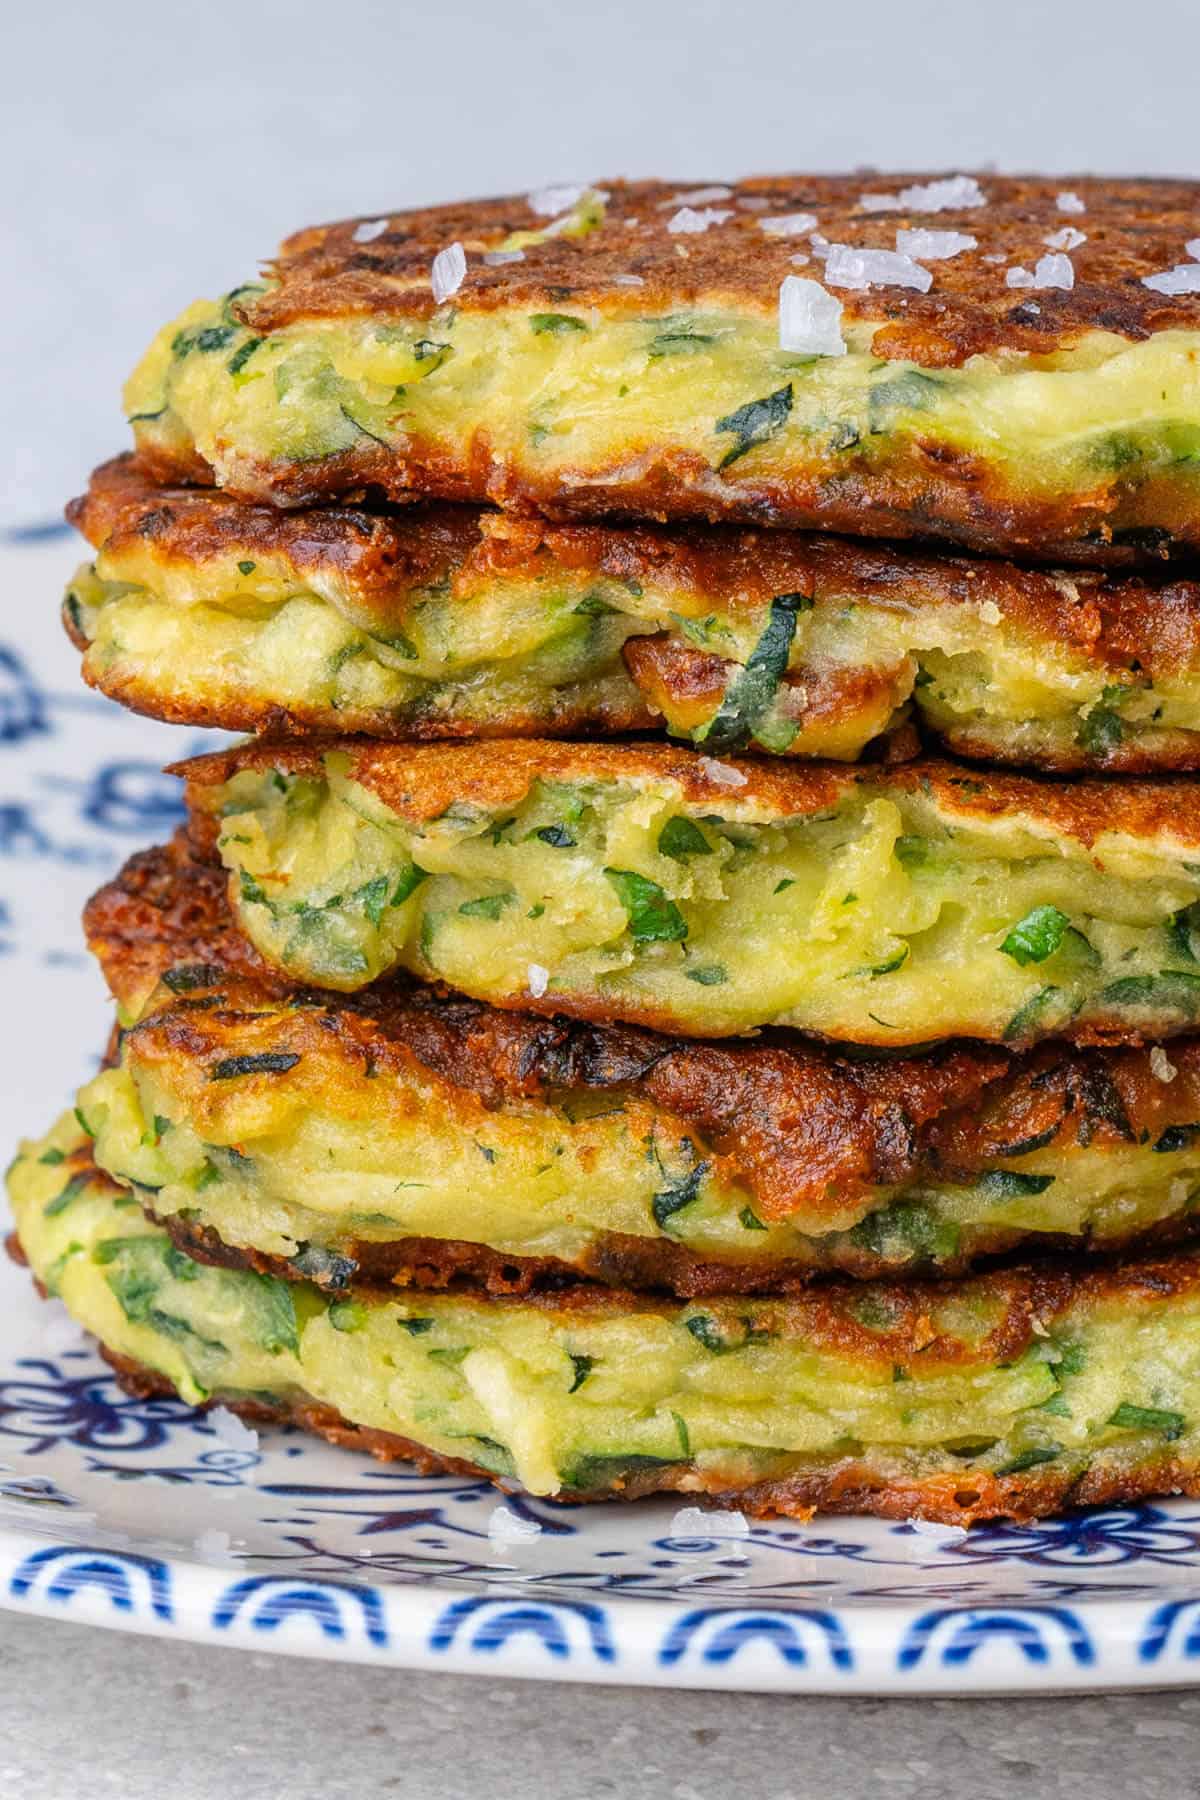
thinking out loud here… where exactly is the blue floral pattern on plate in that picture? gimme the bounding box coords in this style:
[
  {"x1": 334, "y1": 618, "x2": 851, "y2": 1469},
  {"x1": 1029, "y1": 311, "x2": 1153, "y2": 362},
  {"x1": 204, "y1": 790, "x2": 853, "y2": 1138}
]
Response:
[{"x1": 2, "y1": 526, "x2": 1200, "y2": 1692}]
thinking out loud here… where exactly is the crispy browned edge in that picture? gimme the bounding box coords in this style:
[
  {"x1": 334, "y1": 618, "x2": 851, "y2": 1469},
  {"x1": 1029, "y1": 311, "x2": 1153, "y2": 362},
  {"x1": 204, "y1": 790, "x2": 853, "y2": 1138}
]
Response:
[
  {"x1": 67, "y1": 455, "x2": 1200, "y2": 769},
  {"x1": 83, "y1": 836, "x2": 1200, "y2": 1289},
  {"x1": 10, "y1": 1214, "x2": 1200, "y2": 1524},
  {"x1": 135, "y1": 177, "x2": 1200, "y2": 565},
  {"x1": 256, "y1": 176, "x2": 1200, "y2": 361},
  {"x1": 176, "y1": 733, "x2": 1200, "y2": 851}
]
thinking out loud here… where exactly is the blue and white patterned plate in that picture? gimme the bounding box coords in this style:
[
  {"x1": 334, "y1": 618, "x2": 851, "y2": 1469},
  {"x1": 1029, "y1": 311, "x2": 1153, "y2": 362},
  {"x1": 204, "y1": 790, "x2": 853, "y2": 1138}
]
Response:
[{"x1": 4, "y1": 527, "x2": 1200, "y2": 1694}]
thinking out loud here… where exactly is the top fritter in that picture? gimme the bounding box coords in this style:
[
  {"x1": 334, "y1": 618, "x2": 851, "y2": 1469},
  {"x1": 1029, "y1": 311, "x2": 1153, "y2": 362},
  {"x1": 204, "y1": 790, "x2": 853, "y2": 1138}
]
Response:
[{"x1": 126, "y1": 175, "x2": 1200, "y2": 565}]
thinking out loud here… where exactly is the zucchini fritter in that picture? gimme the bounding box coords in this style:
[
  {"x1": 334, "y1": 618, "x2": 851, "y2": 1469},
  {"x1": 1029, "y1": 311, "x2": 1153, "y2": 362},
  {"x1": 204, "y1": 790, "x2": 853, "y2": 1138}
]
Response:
[
  {"x1": 15, "y1": 1118, "x2": 1200, "y2": 1525},
  {"x1": 67, "y1": 456, "x2": 1200, "y2": 770},
  {"x1": 78, "y1": 836, "x2": 1200, "y2": 1285},
  {"x1": 183, "y1": 737, "x2": 1200, "y2": 1046},
  {"x1": 126, "y1": 176, "x2": 1200, "y2": 566}
]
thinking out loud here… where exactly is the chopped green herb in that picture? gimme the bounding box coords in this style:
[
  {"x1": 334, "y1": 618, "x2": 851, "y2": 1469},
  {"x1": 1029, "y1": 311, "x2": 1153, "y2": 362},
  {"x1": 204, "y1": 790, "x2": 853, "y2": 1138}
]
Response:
[
  {"x1": 657, "y1": 816, "x2": 712, "y2": 860},
  {"x1": 867, "y1": 369, "x2": 942, "y2": 431},
  {"x1": 1108, "y1": 1401, "x2": 1186, "y2": 1439},
  {"x1": 236, "y1": 559, "x2": 257, "y2": 576},
  {"x1": 44, "y1": 1173, "x2": 89, "y2": 1218},
  {"x1": 999, "y1": 905, "x2": 1071, "y2": 967},
  {"x1": 227, "y1": 338, "x2": 264, "y2": 378},
  {"x1": 714, "y1": 384, "x2": 793, "y2": 470},
  {"x1": 1003, "y1": 985, "x2": 1066, "y2": 1044},
  {"x1": 73, "y1": 1106, "x2": 95, "y2": 1140},
  {"x1": 604, "y1": 869, "x2": 687, "y2": 943},
  {"x1": 399, "y1": 1317, "x2": 435, "y2": 1335},
  {"x1": 773, "y1": 878, "x2": 795, "y2": 894},
  {"x1": 162, "y1": 963, "x2": 234, "y2": 993},
  {"x1": 38, "y1": 1147, "x2": 66, "y2": 1167},
  {"x1": 458, "y1": 892, "x2": 515, "y2": 921},
  {"x1": 390, "y1": 864, "x2": 428, "y2": 907},
  {"x1": 696, "y1": 592, "x2": 811, "y2": 752},
  {"x1": 209, "y1": 1053, "x2": 301, "y2": 1082},
  {"x1": 567, "y1": 1353, "x2": 595, "y2": 1393},
  {"x1": 475, "y1": 1141, "x2": 498, "y2": 1164},
  {"x1": 1169, "y1": 901, "x2": 1200, "y2": 964},
  {"x1": 849, "y1": 946, "x2": 910, "y2": 980},
  {"x1": 977, "y1": 1169, "x2": 1056, "y2": 1199},
  {"x1": 738, "y1": 1206, "x2": 767, "y2": 1231},
  {"x1": 1099, "y1": 971, "x2": 1200, "y2": 1018},
  {"x1": 995, "y1": 1445, "x2": 1061, "y2": 1476},
  {"x1": 533, "y1": 824, "x2": 577, "y2": 849},
  {"x1": 356, "y1": 875, "x2": 392, "y2": 926},
  {"x1": 651, "y1": 1162, "x2": 710, "y2": 1231},
  {"x1": 685, "y1": 964, "x2": 727, "y2": 985},
  {"x1": 530, "y1": 313, "x2": 588, "y2": 334}
]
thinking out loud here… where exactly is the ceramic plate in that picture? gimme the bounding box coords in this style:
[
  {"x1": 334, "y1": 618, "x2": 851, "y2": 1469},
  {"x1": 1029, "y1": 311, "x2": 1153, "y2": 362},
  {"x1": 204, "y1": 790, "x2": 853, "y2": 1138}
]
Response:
[{"x1": 4, "y1": 528, "x2": 1200, "y2": 1695}]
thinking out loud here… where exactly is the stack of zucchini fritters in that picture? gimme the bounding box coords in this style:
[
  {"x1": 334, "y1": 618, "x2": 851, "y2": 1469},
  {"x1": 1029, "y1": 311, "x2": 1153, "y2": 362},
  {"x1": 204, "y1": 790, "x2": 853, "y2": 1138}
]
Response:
[{"x1": 17, "y1": 173, "x2": 1200, "y2": 1525}]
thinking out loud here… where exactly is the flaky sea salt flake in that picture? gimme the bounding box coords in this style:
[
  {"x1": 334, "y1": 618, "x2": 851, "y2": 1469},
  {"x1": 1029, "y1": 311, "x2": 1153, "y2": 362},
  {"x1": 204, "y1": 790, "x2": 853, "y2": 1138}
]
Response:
[
  {"x1": 1142, "y1": 265, "x2": 1200, "y2": 296},
  {"x1": 207, "y1": 1406, "x2": 259, "y2": 1453},
  {"x1": 896, "y1": 228, "x2": 976, "y2": 260},
  {"x1": 488, "y1": 1503, "x2": 543, "y2": 1546},
  {"x1": 698, "y1": 756, "x2": 748, "y2": 788},
  {"x1": 1044, "y1": 226, "x2": 1086, "y2": 251},
  {"x1": 483, "y1": 249, "x2": 525, "y2": 265},
  {"x1": 431, "y1": 242, "x2": 467, "y2": 304},
  {"x1": 528, "y1": 182, "x2": 589, "y2": 217},
  {"x1": 664, "y1": 185, "x2": 733, "y2": 207},
  {"x1": 1007, "y1": 254, "x2": 1074, "y2": 291},
  {"x1": 667, "y1": 206, "x2": 733, "y2": 235},
  {"x1": 758, "y1": 211, "x2": 818, "y2": 238},
  {"x1": 778, "y1": 275, "x2": 845, "y2": 356},
  {"x1": 527, "y1": 964, "x2": 550, "y2": 998},
  {"x1": 352, "y1": 218, "x2": 389, "y2": 244},
  {"x1": 1151, "y1": 1047, "x2": 1179, "y2": 1083},
  {"x1": 860, "y1": 175, "x2": 986, "y2": 214},
  {"x1": 670, "y1": 1506, "x2": 751, "y2": 1540},
  {"x1": 824, "y1": 245, "x2": 932, "y2": 293},
  {"x1": 1056, "y1": 191, "x2": 1086, "y2": 214}
]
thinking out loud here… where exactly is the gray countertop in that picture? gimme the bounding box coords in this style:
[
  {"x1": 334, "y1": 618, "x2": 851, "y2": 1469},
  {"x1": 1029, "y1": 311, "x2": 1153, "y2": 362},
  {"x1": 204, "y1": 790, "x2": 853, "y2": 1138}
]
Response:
[{"x1": 1, "y1": 1610, "x2": 1198, "y2": 1800}]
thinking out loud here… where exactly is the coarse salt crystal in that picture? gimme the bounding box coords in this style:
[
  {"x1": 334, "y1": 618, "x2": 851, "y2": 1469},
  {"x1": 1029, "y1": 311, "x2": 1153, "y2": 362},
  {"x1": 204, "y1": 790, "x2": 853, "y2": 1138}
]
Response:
[
  {"x1": 978, "y1": 599, "x2": 1002, "y2": 624},
  {"x1": 1056, "y1": 190, "x2": 1086, "y2": 214},
  {"x1": 431, "y1": 242, "x2": 467, "y2": 304},
  {"x1": 667, "y1": 206, "x2": 733, "y2": 235},
  {"x1": 1045, "y1": 226, "x2": 1086, "y2": 251},
  {"x1": 670, "y1": 1506, "x2": 751, "y2": 1539},
  {"x1": 528, "y1": 182, "x2": 589, "y2": 217},
  {"x1": 612, "y1": 273, "x2": 645, "y2": 286},
  {"x1": 896, "y1": 228, "x2": 976, "y2": 260},
  {"x1": 488, "y1": 1503, "x2": 543, "y2": 1545},
  {"x1": 352, "y1": 218, "x2": 389, "y2": 244},
  {"x1": 779, "y1": 274, "x2": 845, "y2": 356},
  {"x1": 1006, "y1": 253, "x2": 1074, "y2": 291},
  {"x1": 527, "y1": 963, "x2": 550, "y2": 998},
  {"x1": 483, "y1": 249, "x2": 525, "y2": 265},
  {"x1": 1143, "y1": 264, "x2": 1200, "y2": 295},
  {"x1": 207, "y1": 1406, "x2": 259, "y2": 1453},
  {"x1": 824, "y1": 244, "x2": 932, "y2": 293},
  {"x1": 860, "y1": 175, "x2": 986, "y2": 214},
  {"x1": 698, "y1": 756, "x2": 748, "y2": 788},
  {"x1": 789, "y1": 253, "x2": 811, "y2": 266},
  {"x1": 663, "y1": 185, "x2": 733, "y2": 207},
  {"x1": 981, "y1": 252, "x2": 1006, "y2": 264},
  {"x1": 758, "y1": 211, "x2": 818, "y2": 238},
  {"x1": 1151, "y1": 1046, "x2": 1178, "y2": 1083},
  {"x1": 193, "y1": 1528, "x2": 235, "y2": 1562},
  {"x1": 909, "y1": 1517, "x2": 968, "y2": 1542}
]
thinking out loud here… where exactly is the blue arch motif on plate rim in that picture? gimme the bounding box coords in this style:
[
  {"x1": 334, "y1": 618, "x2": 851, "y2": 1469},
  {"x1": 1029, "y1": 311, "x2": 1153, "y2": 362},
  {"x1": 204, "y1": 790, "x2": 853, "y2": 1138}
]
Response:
[
  {"x1": 897, "y1": 1603, "x2": 1095, "y2": 1670},
  {"x1": 8, "y1": 1543, "x2": 173, "y2": 1622},
  {"x1": 211, "y1": 1574, "x2": 388, "y2": 1647},
  {"x1": 429, "y1": 1593, "x2": 617, "y2": 1663},
  {"x1": 658, "y1": 1605, "x2": 854, "y2": 1670}
]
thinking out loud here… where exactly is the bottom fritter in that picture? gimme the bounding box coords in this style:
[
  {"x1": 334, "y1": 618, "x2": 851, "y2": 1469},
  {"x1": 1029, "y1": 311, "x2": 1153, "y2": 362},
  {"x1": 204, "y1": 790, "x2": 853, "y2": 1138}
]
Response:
[{"x1": 14, "y1": 1114, "x2": 1200, "y2": 1524}]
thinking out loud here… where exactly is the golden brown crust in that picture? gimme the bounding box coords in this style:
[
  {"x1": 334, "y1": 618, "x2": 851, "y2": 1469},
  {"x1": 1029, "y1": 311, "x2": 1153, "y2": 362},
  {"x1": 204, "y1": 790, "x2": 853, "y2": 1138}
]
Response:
[
  {"x1": 175, "y1": 733, "x2": 1200, "y2": 853},
  {"x1": 253, "y1": 176, "x2": 1200, "y2": 360},
  {"x1": 83, "y1": 838, "x2": 1200, "y2": 1280},
  {"x1": 69, "y1": 457, "x2": 1200, "y2": 768}
]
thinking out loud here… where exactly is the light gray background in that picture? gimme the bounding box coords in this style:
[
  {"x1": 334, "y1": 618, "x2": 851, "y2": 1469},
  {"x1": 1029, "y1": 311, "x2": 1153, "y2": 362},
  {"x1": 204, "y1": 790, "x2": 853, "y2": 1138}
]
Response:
[
  {"x1": 5, "y1": 0, "x2": 1200, "y2": 528},
  {"x1": 6, "y1": 2, "x2": 1200, "y2": 1790}
]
